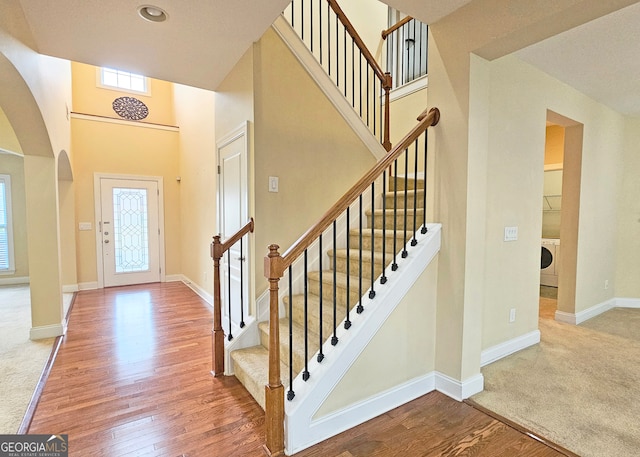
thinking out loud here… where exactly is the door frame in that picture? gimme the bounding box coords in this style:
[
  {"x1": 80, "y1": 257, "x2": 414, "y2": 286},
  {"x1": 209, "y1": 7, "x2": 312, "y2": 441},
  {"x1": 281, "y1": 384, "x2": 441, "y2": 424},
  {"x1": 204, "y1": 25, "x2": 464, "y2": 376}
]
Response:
[
  {"x1": 93, "y1": 173, "x2": 166, "y2": 289},
  {"x1": 216, "y1": 121, "x2": 251, "y2": 329}
]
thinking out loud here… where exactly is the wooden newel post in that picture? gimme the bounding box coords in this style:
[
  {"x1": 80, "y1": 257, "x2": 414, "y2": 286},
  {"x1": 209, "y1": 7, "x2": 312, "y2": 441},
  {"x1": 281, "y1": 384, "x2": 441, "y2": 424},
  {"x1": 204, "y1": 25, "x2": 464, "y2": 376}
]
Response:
[
  {"x1": 382, "y1": 72, "x2": 393, "y2": 152},
  {"x1": 211, "y1": 235, "x2": 225, "y2": 377},
  {"x1": 264, "y1": 244, "x2": 285, "y2": 457}
]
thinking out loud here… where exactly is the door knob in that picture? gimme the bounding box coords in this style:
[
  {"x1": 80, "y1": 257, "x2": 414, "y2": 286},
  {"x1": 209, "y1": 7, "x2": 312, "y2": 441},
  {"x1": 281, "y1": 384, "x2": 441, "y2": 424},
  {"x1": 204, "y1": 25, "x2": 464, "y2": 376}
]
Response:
[{"x1": 104, "y1": 239, "x2": 110, "y2": 244}]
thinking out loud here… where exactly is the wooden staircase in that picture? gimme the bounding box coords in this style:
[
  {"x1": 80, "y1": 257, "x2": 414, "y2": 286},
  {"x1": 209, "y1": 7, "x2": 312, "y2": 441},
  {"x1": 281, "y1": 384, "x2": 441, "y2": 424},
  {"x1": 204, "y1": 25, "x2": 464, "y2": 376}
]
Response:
[{"x1": 230, "y1": 175, "x2": 425, "y2": 409}]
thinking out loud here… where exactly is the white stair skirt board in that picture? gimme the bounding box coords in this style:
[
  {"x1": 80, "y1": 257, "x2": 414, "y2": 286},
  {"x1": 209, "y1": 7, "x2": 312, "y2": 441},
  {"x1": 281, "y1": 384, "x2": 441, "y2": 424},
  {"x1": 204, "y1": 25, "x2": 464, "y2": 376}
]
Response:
[
  {"x1": 62, "y1": 284, "x2": 79, "y2": 293},
  {"x1": 434, "y1": 372, "x2": 484, "y2": 402},
  {"x1": 272, "y1": 16, "x2": 387, "y2": 161},
  {"x1": 480, "y1": 330, "x2": 541, "y2": 367},
  {"x1": 30, "y1": 323, "x2": 65, "y2": 340},
  {"x1": 285, "y1": 225, "x2": 441, "y2": 455}
]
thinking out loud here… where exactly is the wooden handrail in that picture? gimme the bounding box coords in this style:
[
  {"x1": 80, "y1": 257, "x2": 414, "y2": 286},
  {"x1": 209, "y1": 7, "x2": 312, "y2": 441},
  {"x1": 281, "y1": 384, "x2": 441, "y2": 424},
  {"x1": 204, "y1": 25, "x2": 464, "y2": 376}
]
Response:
[
  {"x1": 275, "y1": 107, "x2": 439, "y2": 277},
  {"x1": 210, "y1": 217, "x2": 255, "y2": 377},
  {"x1": 381, "y1": 16, "x2": 413, "y2": 40}
]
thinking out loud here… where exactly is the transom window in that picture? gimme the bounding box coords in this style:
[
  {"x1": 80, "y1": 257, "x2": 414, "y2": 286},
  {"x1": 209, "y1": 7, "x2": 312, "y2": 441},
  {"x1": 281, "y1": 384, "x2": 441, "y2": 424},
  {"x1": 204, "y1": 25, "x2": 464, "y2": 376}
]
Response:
[
  {"x1": 100, "y1": 67, "x2": 148, "y2": 94},
  {"x1": 0, "y1": 174, "x2": 15, "y2": 273}
]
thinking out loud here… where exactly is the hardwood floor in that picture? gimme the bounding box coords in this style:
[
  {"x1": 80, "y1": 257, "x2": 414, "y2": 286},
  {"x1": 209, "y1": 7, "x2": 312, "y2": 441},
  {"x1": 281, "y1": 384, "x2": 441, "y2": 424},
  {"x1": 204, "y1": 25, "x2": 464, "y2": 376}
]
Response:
[{"x1": 30, "y1": 283, "x2": 567, "y2": 456}]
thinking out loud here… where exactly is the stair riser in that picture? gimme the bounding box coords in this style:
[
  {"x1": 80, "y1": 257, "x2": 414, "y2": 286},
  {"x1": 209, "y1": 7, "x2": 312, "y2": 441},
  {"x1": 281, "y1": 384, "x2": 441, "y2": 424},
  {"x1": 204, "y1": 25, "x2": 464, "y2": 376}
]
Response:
[
  {"x1": 230, "y1": 353, "x2": 266, "y2": 409},
  {"x1": 350, "y1": 233, "x2": 406, "y2": 255},
  {"x1": 332, "y1": 255, "x2": 386, "y2": 280},
  {"x1": 308, "y1": 277, "x2": 365, "y2": 309},
  {"x1": 384, "y1": 193, "x2": 424, "y2": 210},
  {"x1": 288, "y1": 299, "x2": 345, "y2": 337},
  {"x1": 368, "y1": 210, "x2": 425, "y2": 230},
  {"x1": 388, "y1": 178, "x2": 425, "y2": 192},
  {"x1": 259, "y1": 325, "x2": 320, "y2": 376}
]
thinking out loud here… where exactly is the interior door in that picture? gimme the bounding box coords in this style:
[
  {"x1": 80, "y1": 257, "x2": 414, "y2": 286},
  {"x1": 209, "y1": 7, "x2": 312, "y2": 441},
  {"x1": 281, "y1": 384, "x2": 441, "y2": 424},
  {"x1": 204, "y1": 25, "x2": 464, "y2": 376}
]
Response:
[
  {"x1": 218, "y1": 124, "x2": 249, "y2": 330},
  {"x1": 99, "y1": 177, "x2": 161, "y2": 287}
]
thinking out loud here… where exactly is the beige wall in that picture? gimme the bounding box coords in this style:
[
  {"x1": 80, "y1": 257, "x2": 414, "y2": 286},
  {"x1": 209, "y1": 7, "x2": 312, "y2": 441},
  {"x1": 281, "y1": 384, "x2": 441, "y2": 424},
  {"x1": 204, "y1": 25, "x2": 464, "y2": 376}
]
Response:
[
  {"x1": 315, "y1": 256, "x2": 438, "y2": 418},
  {"x1": 616, "y1": 117, "x2": 640, "y2": 297},
  {"x1": 0, "y1": 107, "x2": 23, "y2": 155},
  {"x1": 71, "y1": 63, "x2": 181, "y2": 285},
  {"x1": 0, "y1": 154, "x2": 28, "y2": 279},
  {"x1": 174, "y1": 83, "x2": 217, "y2": 294},
  {"x1": 480, "y1": 54, "x2": 625, "y2": 349},
  {"x1": 72, "y1": 62, "x2": 175, "y2": 126},
  {"x1": 253, "y1": 28, "x2": 376, "y2": 295}
]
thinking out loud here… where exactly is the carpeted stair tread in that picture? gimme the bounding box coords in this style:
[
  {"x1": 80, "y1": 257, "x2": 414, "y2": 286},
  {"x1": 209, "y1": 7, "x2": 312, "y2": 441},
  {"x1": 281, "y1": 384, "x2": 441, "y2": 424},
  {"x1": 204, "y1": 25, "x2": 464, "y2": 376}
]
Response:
[
  {"x1": 284, "y1": 293, "x2": 347, "y2": 334},
  {"x1": 350, "y1": 228, "x2": 408, "y2": 255},
  {"x1": 230, "y1": 345, "x2": 291, "y2": 410},
  {"x1": 258, "y1": 319, "x2": 322, "y2": 375},
  {"x1": 388, "y1": 176, "x2": 425, "y2": 191},
  {"x1": 308, "y1": 270, "x2": 371, "y2": 307}
]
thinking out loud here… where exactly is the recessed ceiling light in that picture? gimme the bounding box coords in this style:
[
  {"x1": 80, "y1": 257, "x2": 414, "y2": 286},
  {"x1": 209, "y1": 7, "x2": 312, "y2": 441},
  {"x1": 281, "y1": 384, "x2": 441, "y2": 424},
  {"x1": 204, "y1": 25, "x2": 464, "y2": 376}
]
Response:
[{"x1": 138, "y1": 5, "x2": 168, "y2": 22}]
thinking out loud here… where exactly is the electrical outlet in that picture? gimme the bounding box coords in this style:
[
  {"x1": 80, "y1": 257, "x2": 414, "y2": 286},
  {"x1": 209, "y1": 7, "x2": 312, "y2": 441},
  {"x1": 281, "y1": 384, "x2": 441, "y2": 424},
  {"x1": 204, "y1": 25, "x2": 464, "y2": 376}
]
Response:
[
  {"x1": 605, "y1": 279, "x2": 609, "y2": 290},
  {"x1": 509, "y1": 308, "x2": 516, "y2": 323},
  {"x1": 504, "y1": 226, "x2": 518, "y2": 242}
]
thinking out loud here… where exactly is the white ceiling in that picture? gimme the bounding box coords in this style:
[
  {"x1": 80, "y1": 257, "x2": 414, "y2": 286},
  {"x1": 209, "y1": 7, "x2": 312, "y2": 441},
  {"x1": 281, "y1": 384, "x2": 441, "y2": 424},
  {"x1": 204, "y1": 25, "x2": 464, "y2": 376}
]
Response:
[
  {"x1": 9, "y1": 0, "x2": 640, "y2": 117},
  {"x1": 515, "y1": 1, "x2": 640, "y2": 116}
]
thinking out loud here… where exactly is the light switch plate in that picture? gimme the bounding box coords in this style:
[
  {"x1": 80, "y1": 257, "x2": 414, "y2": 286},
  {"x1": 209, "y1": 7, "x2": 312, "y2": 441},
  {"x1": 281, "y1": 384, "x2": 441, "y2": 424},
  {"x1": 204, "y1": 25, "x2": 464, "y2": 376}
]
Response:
[
  {"x1": 79, "y1": 222, "x2": 93, "y2": 231},
  {"x1": 504, "y1": 226, "x2": 518, "y2": 241},
  {"x1": 269, "y1": 176, "x2": 279, "y2": 193}
]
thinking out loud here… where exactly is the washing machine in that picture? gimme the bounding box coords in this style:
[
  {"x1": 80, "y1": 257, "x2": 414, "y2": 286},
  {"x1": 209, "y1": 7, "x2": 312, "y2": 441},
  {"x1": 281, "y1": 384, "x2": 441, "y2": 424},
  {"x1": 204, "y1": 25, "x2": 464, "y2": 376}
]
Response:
[{"x1": 541, "y1": 238, "x2": 560, "y2": 287}]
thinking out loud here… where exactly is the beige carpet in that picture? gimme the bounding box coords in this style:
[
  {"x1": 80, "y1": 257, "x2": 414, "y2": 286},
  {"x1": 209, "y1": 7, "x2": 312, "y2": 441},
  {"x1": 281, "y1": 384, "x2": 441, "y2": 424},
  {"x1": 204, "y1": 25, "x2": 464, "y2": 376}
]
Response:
[
  {"x1": 0, "y1": 286, "x2": 71, "y2": 433},
  {"x1": 473, "y1": 299, "x2": 640, "y2": 457}
]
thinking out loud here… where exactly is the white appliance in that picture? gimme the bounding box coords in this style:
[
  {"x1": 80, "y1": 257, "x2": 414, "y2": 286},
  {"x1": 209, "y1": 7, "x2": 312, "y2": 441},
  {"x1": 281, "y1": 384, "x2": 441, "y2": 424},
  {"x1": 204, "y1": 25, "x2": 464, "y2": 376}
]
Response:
[{"x1": 541, "y1": 238, "x2": 560, "y2": 287}]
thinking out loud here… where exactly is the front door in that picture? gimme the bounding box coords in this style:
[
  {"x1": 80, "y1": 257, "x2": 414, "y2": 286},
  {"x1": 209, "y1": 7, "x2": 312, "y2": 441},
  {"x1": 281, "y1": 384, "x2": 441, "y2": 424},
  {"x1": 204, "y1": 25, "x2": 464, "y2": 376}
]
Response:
[{"x1": 98, "y1": 177, "x2": 161, "y2": 287}]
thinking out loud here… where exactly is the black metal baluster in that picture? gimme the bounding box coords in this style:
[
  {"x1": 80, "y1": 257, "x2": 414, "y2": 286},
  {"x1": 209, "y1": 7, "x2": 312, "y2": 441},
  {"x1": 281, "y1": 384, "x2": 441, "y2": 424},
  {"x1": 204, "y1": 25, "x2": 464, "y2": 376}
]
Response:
[
  {"x1": 318, "y1": 235, "x2": 324, "y2": 362},
  {"x1": 335, "y1": 14, "x2": 339, "y2": 87},
  {"x1": 412, "y1": 139, "x2": 419, "y2": 247},
  {"x1": 381, "y1": 171, "x2": 388, "y2": 284},
  {"x1": 327, "y1": 2, "x2": 331, "y2": 78},
  {"x1": 240, "y1": 237, "x2": 245, "y2": 327},
  {"x1": 310, "y1": 0, "x2": 313, "y2": 54},
  {"x1": 422, "y1": 130, "x2": 429, "y2": 234},
  {"x1": 345, "y1": 207, "x2": 352, "y2": 329},
  {"x1": 331, "y1": 220, "x2": 338, "y2": 345},
  {"x1": 392, "y1": 162, "x2": 399, "y2": 271},
  {"x1": 357, "y1": 195, "x2": 364, "y2": 313},
  {"x1": 301, "y1": 0, "x2": 304, "y2": 42},
  {"x1": 343, "y1": 27, "x2": 347, "y2": 97},
  {"x1": 303, "y1": 249, "x2": 310, "y2": 381},
  {"x1": 373, "y1": 77, "x2": 377, "y2": 137},
  {"x1": 290, "y1": 0, "x2": 294, "y2": 28},
  {"x1": 227, "y1": 250, "x2": 233, "y2": 341},
  {"x1": 351, "y1": 40, "x2": 355, "y2": 107},
  {"x1": 402, "y1": 148, "x2": 409, "y2": 258},
  {"x1": 369, "y1": 182, "x2": 376, "y2": 299},
  {"x1": 359, "y1": 51, "x2": 363, "y2": 117},
  {"x1": 287, "y1": 266, "x2": 294, "y2": 400},
  {"x1": 319, "y1": 0, "x2": 323, "y2": 65}
]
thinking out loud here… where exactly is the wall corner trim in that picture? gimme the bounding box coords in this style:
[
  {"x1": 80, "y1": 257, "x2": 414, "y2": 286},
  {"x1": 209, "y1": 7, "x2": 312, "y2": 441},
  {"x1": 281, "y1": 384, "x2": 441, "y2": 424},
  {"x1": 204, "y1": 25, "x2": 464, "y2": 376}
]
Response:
[
  {"x1": 30, "y1": 323, "x2": 65, "y2": 340},
  {"x1": 435, "y1": 372, "x2": 484, "y2": 401}
]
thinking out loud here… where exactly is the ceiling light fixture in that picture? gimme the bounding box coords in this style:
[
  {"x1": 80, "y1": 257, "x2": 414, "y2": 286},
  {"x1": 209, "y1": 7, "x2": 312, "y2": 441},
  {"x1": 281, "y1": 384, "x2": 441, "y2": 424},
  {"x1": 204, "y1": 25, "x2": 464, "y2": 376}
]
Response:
[{"x1": 138, "y1": 5, "x2": 168, "y2": 22}]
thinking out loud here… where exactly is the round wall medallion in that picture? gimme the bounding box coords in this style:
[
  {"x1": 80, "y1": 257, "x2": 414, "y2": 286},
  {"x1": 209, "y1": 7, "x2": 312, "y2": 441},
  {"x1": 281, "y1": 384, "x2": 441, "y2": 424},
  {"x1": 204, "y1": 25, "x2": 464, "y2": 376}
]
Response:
[{"x1": 112, "y1": 96, "x2": 149, "y2": 120}]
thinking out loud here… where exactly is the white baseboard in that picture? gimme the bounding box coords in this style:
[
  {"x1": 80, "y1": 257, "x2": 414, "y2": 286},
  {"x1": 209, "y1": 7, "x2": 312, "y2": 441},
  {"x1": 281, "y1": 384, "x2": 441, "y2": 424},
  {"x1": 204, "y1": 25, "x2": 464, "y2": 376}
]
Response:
[
  {"x1": 30, "y1": 323, "x2": 65, "y2": 340},
  {"x1": 181, "y1": 275, "x2": 213, "y2": 306},
  {"x1": 0, "y1": 276, "x2": 29, "y2": 285},
  {"x1": 555, "y1": 298, "x2": 615, "y2": 325},
  {"x1": 615, "y1": 297, "x2": 640, "y2": 308},
  {"x1": 164, "y1": 274, "x2": 183, "y2": 283},
  {"x1": 435, "y1": 372, "x2": 484, "y2": 401},
  {"x1": 481, "y1": 330, "x2": 541, "y2": 367},
  {"x1": 62, "y1": 284, "x2": 79, "y2": 293},
  {"x1": 78, "y1": 281, "x2": 98, "y2": 290}
]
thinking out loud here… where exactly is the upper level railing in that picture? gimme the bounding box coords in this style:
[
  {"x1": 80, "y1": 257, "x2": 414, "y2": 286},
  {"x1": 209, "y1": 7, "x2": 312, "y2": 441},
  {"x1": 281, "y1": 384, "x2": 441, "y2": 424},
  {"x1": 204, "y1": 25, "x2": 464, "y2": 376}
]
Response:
[
  {"x1": 383, "y1": 15, "x2": 428, "y2": 90},
  {"x1": 210, "y1": 218, "x2": 254, "y2": 377},
  {"x1": 285, "y1": 0, "x2": 392, "y2": 151},
  {"x1": 263, "y1": 107, "x2": 439, "y2": 455}
]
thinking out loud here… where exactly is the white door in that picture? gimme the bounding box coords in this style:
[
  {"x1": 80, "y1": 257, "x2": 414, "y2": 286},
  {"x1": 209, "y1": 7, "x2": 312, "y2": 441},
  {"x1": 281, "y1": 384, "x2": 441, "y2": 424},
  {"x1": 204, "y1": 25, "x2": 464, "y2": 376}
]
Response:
[
  {"x1": 218, "y1": 124, "x2": 250, "y2": 331},
  {"x1": 98, "y1": 177, "x2": 161, "y2": 287}
]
